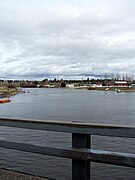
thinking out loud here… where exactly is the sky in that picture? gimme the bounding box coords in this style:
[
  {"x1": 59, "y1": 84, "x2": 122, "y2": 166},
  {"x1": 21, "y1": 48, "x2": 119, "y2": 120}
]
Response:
[{"x1": 0, "y1": 0, "x2": 135, "y2": 80}]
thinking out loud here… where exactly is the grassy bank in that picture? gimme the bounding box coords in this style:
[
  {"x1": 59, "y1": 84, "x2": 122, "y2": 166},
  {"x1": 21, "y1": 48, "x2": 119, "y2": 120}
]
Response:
[
  {"x1": 0, "y1": 87, "x2": 18, "y2": 98},
  {"x1": 94, "y1": 86, "x2": 135, "y2": 92}
]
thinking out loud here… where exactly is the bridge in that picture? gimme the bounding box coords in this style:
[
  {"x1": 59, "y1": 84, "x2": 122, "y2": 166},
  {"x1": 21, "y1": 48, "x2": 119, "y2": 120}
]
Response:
[{"x1": 0, "y1": 117, "x2": 134, "y2": 180}]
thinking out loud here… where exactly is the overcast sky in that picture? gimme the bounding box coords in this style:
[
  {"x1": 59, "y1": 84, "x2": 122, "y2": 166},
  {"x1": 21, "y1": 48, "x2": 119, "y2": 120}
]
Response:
[{"x1": 0, "y1": 0, "x2": 135, "y2": 80}]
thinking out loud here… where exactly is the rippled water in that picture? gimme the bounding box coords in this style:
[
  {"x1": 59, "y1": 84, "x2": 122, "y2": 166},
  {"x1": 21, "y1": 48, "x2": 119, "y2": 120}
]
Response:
[{"x1": 0, "y1": 88, "x2": 135, "y2": 180}]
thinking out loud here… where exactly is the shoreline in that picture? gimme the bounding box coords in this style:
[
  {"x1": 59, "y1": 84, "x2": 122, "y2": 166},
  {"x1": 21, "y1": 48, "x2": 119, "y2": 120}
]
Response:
[{"x1": 0, "y1": 88, "x2": 18, "y2": 98}]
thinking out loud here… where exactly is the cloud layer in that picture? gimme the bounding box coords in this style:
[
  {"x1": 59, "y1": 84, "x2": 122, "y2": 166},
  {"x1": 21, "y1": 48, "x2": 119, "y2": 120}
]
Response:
[{"x1": 0, "y1": 0, "x2": 135, "y2": 79}]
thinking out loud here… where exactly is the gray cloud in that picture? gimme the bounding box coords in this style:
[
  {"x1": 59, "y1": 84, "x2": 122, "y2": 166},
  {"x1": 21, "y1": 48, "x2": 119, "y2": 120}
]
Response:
[{"x1": 0, "y1": 0, "x2": 135, "y2": 79}]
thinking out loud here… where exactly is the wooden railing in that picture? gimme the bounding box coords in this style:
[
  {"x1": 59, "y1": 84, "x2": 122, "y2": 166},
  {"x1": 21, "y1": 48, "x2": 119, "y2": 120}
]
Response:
[{"x1": 0, "y1": 117, "x2": 135, "y2": 180}]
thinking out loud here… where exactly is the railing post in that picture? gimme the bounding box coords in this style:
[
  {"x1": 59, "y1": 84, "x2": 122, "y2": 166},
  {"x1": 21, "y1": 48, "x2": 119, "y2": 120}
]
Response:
[{"x1": 72, "y1": 133, "x2": 91, "y2": 180}]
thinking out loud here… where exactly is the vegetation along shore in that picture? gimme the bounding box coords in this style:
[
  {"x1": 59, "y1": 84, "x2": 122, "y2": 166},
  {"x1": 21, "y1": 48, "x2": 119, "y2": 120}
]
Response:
[{"x1": 0, "y1": 75, "x2": 135, "y2": 98}]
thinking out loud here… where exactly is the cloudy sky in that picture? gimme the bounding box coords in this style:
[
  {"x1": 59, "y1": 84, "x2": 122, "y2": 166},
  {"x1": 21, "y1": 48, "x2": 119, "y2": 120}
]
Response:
[{"x1": 0, "y1": 0, "x2": 135, "y2": 80}]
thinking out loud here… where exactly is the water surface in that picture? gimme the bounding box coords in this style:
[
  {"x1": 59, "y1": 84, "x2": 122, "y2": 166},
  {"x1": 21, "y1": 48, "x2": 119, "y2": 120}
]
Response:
[{"x1": 0, "y1": 89, "x2": 135, "y2": 179}]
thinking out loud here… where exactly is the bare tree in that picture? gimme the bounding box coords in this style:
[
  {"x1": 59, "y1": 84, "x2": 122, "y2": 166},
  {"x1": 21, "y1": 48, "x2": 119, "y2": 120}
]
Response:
[
  {"x1": 111, "y1": 73, "x2": 114, "y2": 80},
  {"x1": 116, "y1": 73, "x2": 120, "y2": 81},
  {"x1": 122, "y1": 74, "x2": 125, "y2": 81}
]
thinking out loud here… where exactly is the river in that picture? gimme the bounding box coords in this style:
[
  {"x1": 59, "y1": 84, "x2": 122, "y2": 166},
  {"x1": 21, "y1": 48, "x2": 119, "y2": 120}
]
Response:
[{"x1": 0, "y1": 88, "x2": 135, "y2": 180}]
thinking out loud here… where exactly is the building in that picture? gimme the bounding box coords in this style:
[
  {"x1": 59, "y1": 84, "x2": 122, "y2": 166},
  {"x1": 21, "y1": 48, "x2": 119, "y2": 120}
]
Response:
[
  {"x1": 66, "y1": 84, "x2": 75, "y2": 89},
  {"x1": 114, "y1": 81, "x2": 128, "y2": 87}
]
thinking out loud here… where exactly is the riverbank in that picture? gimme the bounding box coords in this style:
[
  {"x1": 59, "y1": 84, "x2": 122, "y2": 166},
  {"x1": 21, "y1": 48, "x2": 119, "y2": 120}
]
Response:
[
  {"x1": 88, "y1": 86, "x2": 135, "y2": 92},
  {"x1": 0, "y1": 87, "x2": 18, "y2": 98}
]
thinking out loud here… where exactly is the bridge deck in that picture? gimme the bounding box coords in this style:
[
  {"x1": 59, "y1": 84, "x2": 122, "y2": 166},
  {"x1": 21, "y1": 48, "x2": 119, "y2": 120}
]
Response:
[{"x1": 0, "y1": 168, "x2": 52, "y2": 180}]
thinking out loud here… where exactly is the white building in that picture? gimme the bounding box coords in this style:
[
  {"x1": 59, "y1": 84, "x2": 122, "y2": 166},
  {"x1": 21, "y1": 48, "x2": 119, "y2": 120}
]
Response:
[{"x1": 66, "y1": 84, "x2": 75, "y2": 89}]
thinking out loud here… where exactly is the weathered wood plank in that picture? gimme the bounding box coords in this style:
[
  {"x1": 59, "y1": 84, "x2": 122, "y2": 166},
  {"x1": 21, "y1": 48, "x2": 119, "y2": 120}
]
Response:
[
  {"x1": 0, "y1": 140, "x2": 134, "y2": 168},
  {"x1": 0, "y1": 118, "x2": 135, "y2": 138}
]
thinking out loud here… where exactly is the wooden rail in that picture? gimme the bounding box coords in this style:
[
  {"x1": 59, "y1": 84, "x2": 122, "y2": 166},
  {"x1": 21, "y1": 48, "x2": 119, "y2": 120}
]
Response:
[{"x1": 0, "y1": 117, "x2": 135, "y2": 180}]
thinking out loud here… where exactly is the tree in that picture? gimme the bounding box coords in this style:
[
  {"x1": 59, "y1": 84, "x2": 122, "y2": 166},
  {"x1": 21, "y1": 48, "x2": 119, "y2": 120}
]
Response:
[
  {"x1": 60, "y1": 80, "x2": 66, "y2": 87},
  {"x1": 116, "y1": 73, "x2": 120, "y2": 81}
]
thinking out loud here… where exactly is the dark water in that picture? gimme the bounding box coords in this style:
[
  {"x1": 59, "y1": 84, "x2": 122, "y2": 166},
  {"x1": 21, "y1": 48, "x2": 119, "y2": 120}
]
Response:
[{"x1": 0, "y1": 88, "x2": 135, "y2": 180}]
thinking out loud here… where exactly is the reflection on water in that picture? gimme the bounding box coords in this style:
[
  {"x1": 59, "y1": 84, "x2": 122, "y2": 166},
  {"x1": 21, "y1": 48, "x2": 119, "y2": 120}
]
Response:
[{"x1": 0, "y1": 89, "x2": 135, "y2": 179}]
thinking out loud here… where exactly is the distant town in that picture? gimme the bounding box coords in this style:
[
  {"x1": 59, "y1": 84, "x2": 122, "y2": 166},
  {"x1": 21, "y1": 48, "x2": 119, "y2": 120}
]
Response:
[{"x1": 0, "y1": 73, "x2": 135, "y2": 97}]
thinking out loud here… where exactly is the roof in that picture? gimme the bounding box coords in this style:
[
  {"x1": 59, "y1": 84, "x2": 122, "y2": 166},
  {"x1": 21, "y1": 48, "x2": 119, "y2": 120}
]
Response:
[{"x1": 115, "y1": 81, "x2": 127, "y2": 84}]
